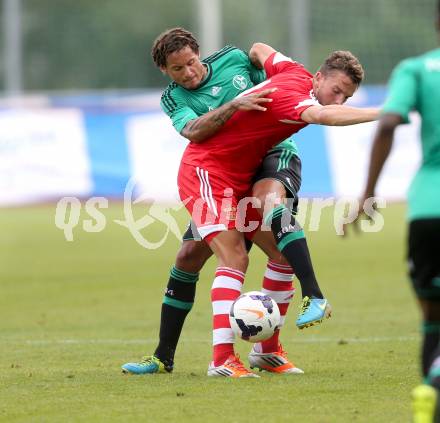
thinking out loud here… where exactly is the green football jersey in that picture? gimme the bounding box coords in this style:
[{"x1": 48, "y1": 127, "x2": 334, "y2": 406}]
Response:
[
  {"x1": 160, "y1": 45, "x2": 299, "y2": 156},
  {"x1": 382, "y1": 48, "x2": 440, "y2": 221}
]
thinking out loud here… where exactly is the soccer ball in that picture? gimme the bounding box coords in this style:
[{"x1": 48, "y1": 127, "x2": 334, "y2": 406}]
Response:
[{"x1": 229, "y1": 291, "x2": 280, "y2": 343}]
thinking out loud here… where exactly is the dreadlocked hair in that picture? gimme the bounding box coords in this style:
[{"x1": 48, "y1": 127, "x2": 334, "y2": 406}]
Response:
[{"x1": 151, "y1": 27, "x2": 199, "y2": 68}]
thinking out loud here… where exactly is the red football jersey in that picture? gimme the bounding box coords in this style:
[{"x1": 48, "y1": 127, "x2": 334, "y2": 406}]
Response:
[{"x1": 180, "y1": 51, "x2": 318, "y2": 194}]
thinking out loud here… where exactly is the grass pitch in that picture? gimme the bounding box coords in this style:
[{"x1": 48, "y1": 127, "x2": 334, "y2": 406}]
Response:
[{"x1": 0, "y1": 202, "x2": 419, "y2": 422}]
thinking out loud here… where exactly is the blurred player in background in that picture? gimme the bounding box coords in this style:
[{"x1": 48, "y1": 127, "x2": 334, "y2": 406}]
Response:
[
  {"x1": 160, "y1": 42, "x2": 377, "y2": 377},
  {"x1": 123, "y1": 28, "x2": 332, "y2": 376},
  {"x1": 346, "y1": 1, "x2": 440, "y2": 420}
]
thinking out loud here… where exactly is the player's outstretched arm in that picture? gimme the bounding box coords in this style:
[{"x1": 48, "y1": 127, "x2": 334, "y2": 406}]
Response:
[
  {"x1": 300, "y1": 104, "x2": 380, "y2": 126},
  {"x1": 249, "y1": 43, "x2": 277, "y2": 69},
  {"x1": 340, "y1": 112, "x2": 401, "y2": 236},
  {"x1": 362, "y1": 113, "x2": 401, "y2": 198},
  {"x1": 182, "y1": 88, "x2": 276, "y2": 143}
]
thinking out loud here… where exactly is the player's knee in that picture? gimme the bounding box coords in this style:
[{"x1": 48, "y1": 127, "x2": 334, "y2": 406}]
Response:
[
  {"x1": 252, "y1": 181, "x2": 285, "y2": 212},
  {"x1": 176, "y1": 241, "x2": 211, "y2": 273}
]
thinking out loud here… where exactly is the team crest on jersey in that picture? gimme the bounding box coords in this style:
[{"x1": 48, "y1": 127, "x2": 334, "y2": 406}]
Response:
[
  {"x1": 223, "y1": 205, "x2": 237, "y2": 221},
  {"x1": 211, "y1": 86, "x2": 222, "y2": 96},
  {"x1": 232, "y1": 75, "x2": 248, "y2": 90}
]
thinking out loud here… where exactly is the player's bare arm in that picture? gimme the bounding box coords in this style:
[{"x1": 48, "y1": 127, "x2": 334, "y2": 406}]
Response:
[
  {"x1": 362, "y1": 113, "x2": 401, "y2": 198},
  {"x1": 181, "y1": 88, "x2": 276, "y2": 143},
  {"x1": 249, "y1": 43, "x2": 277, "y2": 69},
  {"x1": 300, "y1": 104, "x2": 380, "y2": 126},
  {"x1": 341, "y1": 113, "x2": 400, "y2": 236}
]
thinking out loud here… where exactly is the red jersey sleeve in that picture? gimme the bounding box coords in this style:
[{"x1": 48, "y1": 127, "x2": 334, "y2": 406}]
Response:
[
  {"x1": 268, "y1": 73, "x2": 319, "y2": 123},
  {"x1": 264, "y1": 52, "x2": 305, "y2": 78},
  {"x1": 268, "y1": 88, "x2": 318, "y2": 124}
]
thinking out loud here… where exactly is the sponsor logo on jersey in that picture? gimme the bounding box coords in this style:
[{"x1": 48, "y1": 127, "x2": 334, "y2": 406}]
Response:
[
  {"x1": 211, "y1": 86, "x2": 222, "y2": 96},
  {"x1": 232, "y1": 75, "x2": 248, "y2": 90}
]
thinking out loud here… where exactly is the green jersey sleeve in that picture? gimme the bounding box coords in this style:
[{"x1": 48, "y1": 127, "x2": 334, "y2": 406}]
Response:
[
  {"x1": 249, "y1": 64, "x2": 266, "y2": 85},
  {"x1": 160, "y1": 85, "x2": 198, "y2": 134},
  {"x1": 381, "y1": 59, "x2": 418, "y2": 123},
  {"x1": 235, "y1": 49, "x2": 266, "y2": 85}
]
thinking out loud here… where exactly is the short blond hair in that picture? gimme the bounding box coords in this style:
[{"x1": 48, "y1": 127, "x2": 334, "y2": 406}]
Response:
[{"x1": 319, "y1": 51, "x2": 364, "y2": 85}]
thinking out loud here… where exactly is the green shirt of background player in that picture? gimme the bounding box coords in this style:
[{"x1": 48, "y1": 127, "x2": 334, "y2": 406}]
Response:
[
  {"x1": 349, "y1": 2, "x2": 440, "y2": 420},
  {"x1": 121, "y1": 27, "x2": 337, "y2": 375}
]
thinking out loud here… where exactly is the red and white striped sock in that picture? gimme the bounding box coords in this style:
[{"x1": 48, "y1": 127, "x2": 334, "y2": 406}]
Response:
[
  {"x1": 256, "y1": 259, "x2": 295, "y2": 353},
  {"x1": 211, "y1": 266, "x2": 245, "y2": 366}
]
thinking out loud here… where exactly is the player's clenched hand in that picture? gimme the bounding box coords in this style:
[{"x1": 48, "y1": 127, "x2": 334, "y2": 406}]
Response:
[{"x1": 232, "y1": 88, "x2": 277, "y2": 112}]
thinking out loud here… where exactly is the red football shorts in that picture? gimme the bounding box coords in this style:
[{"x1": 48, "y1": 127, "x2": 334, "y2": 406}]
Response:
[{"x1": 178, "y1": 163, "x2": 262, "y2": 242}]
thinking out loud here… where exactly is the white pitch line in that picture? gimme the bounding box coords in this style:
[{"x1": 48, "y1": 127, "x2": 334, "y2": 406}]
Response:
[{"x1": 0, "y1": 335, "x2": 419, "y2": 346}]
